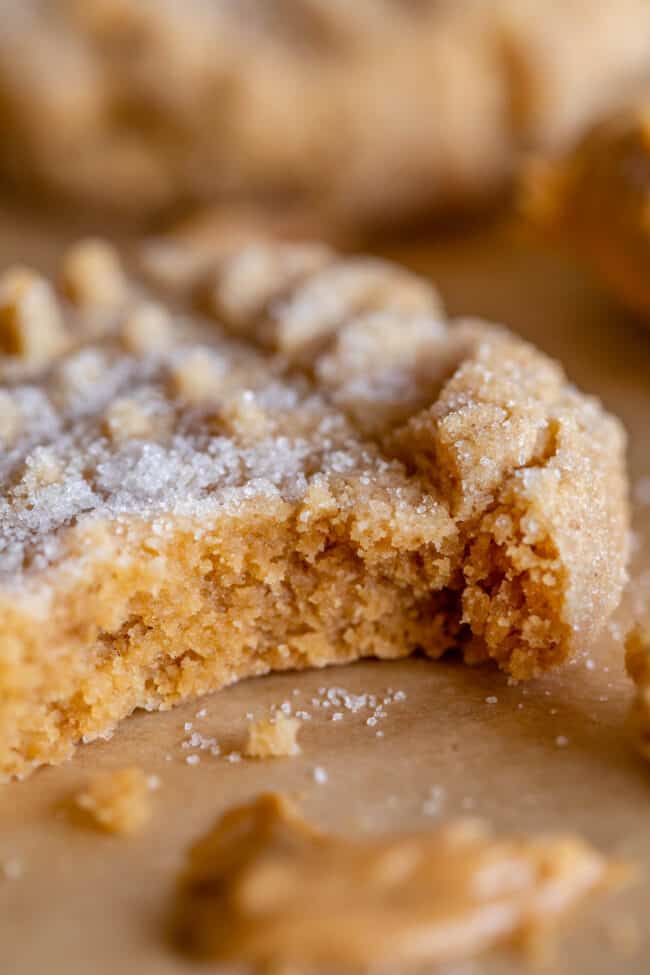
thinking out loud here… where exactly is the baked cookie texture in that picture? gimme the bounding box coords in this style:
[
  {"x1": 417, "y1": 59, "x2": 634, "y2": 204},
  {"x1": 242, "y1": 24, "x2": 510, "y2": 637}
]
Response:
[
  {"x1": 524, "y1": 100, "x2": 650, "y2": 319},
  {"x1": 174, "y1": 792, "x2": 623, "y2": 969},
  {"x1": 0, "y1": 238, "x2": 628, "y2": 780},
  {"x1": 1, "y1": 0, "x2": 649, "y2": 227}
]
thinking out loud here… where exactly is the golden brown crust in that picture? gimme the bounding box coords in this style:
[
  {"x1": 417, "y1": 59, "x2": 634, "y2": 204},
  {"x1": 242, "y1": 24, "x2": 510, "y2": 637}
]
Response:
[
  {"x1": 0, "y1": 238, "x2": 629, "y2": 779},
  {"x1": 2, "y1": 0, "x2": 650, "y2": 227}
]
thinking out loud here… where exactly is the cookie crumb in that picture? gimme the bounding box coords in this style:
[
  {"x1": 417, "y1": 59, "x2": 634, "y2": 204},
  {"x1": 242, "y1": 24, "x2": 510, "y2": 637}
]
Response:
[
  {"x1": 245, "y1": 711, "x2": 301, "y2": 758},
  {"x1": 74, "y1": 767, "x2": 153, "y2": 835}
]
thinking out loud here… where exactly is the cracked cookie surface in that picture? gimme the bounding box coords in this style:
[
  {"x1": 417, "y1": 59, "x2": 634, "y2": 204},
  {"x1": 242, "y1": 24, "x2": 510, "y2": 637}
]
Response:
[{"x1": 0, "y1": 238, "x2": 628, "y2": 779}]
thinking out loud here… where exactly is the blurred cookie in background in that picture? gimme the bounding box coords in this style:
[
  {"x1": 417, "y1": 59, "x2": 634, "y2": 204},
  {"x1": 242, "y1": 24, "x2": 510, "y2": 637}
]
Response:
[
  {"x1": 523, "y1": 99, "x2": 650, "y2": 320},
  {"x1": 1, "y1": 0, "x2": 650, "y2": 233}
]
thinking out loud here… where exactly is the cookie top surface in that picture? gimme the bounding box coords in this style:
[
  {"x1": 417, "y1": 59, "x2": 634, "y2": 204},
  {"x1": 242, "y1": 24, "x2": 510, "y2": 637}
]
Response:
[{"x1": 0, "y1": 239, "x2": 446, "y2": 576}]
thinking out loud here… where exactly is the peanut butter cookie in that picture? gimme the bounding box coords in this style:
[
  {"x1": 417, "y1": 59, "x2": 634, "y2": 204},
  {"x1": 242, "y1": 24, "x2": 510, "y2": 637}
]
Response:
[
  {"x1": 0, "y1": 238, "x2": 628, "y2": 779},
  {"x1": 1, "y1": 0, "x2": 649, "y2": 228}
]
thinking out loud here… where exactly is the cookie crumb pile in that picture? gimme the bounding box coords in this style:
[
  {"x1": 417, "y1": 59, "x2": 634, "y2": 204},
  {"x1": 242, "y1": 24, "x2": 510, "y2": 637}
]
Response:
[
  {"x1": 74, "y1": 767, "x2": 156, "y2": 835},
  {"x1": 245, "y1": 712, "x2": 301, "y2": 759}
]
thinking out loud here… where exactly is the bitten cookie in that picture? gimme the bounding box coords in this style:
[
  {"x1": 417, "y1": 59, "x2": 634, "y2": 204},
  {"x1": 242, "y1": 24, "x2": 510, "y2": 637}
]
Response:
[{"x1": 0, "y1": 238, "x2": 628, "y2": 779}]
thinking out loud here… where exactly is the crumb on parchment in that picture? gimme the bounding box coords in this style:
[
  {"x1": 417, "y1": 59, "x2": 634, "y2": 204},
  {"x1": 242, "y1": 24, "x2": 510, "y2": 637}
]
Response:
[
  {"x1": 245, "y1": 712, "x2": 301, "y2": 758},
  {"x1": 74, "y1": 767, "x2": 158, "y2": 835}
]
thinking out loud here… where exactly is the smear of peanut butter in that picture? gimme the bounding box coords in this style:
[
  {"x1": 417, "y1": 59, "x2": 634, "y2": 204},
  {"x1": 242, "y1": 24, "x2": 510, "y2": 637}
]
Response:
[{"x1": 174, "y1": 792, "x2": 625, "y2": 971}]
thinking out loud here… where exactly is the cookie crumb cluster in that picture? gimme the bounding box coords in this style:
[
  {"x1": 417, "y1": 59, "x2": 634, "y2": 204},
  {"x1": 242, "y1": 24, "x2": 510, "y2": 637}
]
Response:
[
  {"x1": 74, "y1": 767, "x2": 157, "y2": 835},
  {"x1": 245, "y1": 711, "x2": 302, "y2": 758}
]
